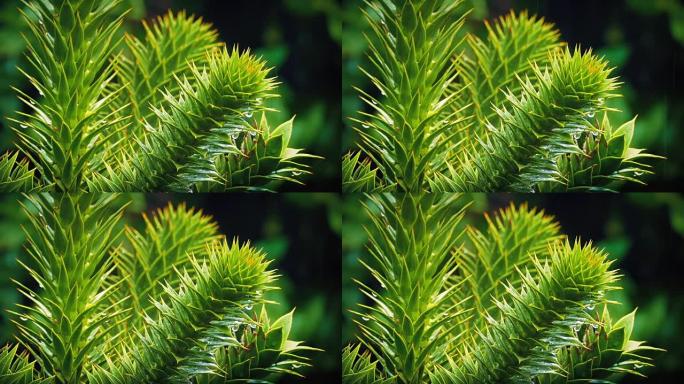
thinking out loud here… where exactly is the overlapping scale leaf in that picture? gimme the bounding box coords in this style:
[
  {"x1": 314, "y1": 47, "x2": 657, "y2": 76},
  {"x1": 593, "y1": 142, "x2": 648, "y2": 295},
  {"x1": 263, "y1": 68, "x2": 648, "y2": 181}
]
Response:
[
  {"x1": 346, "y1": 1, "x2": 660, "y2": 191},
  {"x1": 346, "y1": 196, "x2": 661, "y2": 384},
  {"x1": 177, "y1": 113, "x2": 316, "y2": 192},
  {"x1": 10, "y1": 194, "x2": 127, "y2": 383},
  {"x1": 90, "y1": 46, "x2": 275, "y2": 191},
  {"x1": 0, "y1": 152, "x2": 36, "y2": 192},
  {"x1": 539, "y1": 113, "x2": 663, "y2": 191},
  {"x1": 89, "y1": 239, "x2": 275, "y2": 383},
  {"x1": 0, "y1": 345, "x2": 49, "y2": 384},
  {"x1": 12, "y1": 0, "x2": 127, "y2": 191},
  {"x1": 353, "y1": 0, "x2": 468, "y2": 191},
  {"x1": 537, "y1": 307, "x2": 663, "y2": 384},
  {"x1": 342, "y1": 152, "x2": 387, "y2": 192},
  {"x1": 352, "y1": 193, "x2": 470, "y2": 383},
  {"x1": 342, "y1": 344, "x2": 396, "y2": 384},
  {"x1": 109, "y1": 10, "x2": 220, "y2": 141},
  {"x1": 434, "y1": 241, "x2": 617, "y2": 383},
  {"x1": 109, "y1": 203, "x2": 221, "y2": 336},
  {"x1": 450, "y1": 204, "x2": 564, "y2": 341},
  {"x1": 455, "y1": 11, "x2": 562, "y2": 140},
  {"x1": 446, "y1": 48, "x2": 617, "y2": 192},
  {"x1": 194, "y1": 307, "x2": 318, "y2": 383}
]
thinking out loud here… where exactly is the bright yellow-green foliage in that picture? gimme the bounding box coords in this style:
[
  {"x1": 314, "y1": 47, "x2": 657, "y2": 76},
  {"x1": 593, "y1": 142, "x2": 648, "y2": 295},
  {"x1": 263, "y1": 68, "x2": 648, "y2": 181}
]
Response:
[
  {"x1": 1, "y1": 194, "x2": 316, "y2": 383},
  {"x1": 343, "y1": 194, "x2": 660, "y2": 384},
  {"x1": 0, "y1": 0, "x2": 315, "y2": 192},
  {"x1": 343, "y1": 0, "x2": 660, "y2": 192}
]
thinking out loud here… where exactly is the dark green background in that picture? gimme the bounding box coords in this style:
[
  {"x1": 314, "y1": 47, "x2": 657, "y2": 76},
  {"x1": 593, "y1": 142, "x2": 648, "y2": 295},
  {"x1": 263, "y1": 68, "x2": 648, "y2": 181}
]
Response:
[
  {"x1": 342, "y1": 0, "x2": 684, "y2": 191},
  {"x1": 0, "y1": 0, "x2": 342, "y2": 191},
  {"x1": 343, "y1": 193, "x2": 684, "y2": 383},
  {"x1": 0, "y1": 193, "x2": 342, "y2": 382}
]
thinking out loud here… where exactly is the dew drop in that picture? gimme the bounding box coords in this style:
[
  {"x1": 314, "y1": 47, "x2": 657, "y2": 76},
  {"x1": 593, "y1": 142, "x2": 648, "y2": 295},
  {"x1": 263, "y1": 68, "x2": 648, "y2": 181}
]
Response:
[
  {"x1": 586, "y1": 110, "x2": 595, "y2": 118},
  {"x1": 244, "y1": 110, "x2": 253, "y2": 118},
  {"x1": 292, "y1": 363, "x2": 302, "y2": 369},
  {"x1": 591, "y1": 323, "x2": 599, "y2": 330},
  {"x1": 231, "y1": 133, "x2": 239, "y2": 140},
  {"x1": 361, "y1": 316, "x2": 369, "y2": 321},
  {"x1": 292, "y1": 171, "x2": 303, "y2": 176},
  {"x1": 244, "y1": 303, "x2": 253, "y2": 311},
  {"x1": 20, "y1": 316, "x2": 27, "y2": 322},
  {"x1": 255, "y1": 97, "x2": 263, "y2": 105},
  {"x1": 635, "y1": 171, "x2": 644, "y2": 176},
  {"x1": 249, "y1": 131, "x2": 257, "y2": 137},
  {"x1": 597, "y1": 97, "x2": 605, "y2": 106},
  {"x1": 585, "y1": 304, "x2": 595, "y2": 310},
  {"x1": 361, "y1": 123, "x2": 370, "y2": 129},
  {"x1": 20, "y1": 124, "x2": 28, "y2": 129},
  {"x1": 249, "y1": 323, "x2": 257, "y2": 329},
  {"x1": 231, "y1": 323, "x2": 240, "y2": 332},
  {"x1": 591, "y1": 131, "x2": 599, "y2": 137}
]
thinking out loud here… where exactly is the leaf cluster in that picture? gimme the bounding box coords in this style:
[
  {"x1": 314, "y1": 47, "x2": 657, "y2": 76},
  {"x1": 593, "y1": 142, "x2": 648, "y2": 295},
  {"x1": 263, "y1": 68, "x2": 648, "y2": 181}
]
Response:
[
  {"x1": 0, "y1": 0, "x2": 316, "y2": 192},
  {"x1": 344, "y1": 0, "x2": 661, "y2": 192},
  {"x1": 1, "y1": 194, "x2": 316, "y2": 383},
  {"x1": 343, "y1": 194, "x2": 661, "y2": 383}
]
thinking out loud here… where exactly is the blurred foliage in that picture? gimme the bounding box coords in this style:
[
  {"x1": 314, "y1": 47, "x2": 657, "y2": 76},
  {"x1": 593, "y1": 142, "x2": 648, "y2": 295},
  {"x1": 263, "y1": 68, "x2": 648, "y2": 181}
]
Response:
[
  {"x1": 343, "y1": 193, "x2": 684, "y2": 382},
  {"x1": 342, "y1": 0, "x2": 683, "y2": 190},
  {"x1": 0, "y1": 0, "x2": 341, "y2": 191},
  {"x1": 0, "y1": 193, "x2": 341, "y2": 382}
]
